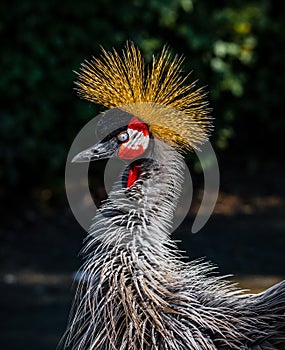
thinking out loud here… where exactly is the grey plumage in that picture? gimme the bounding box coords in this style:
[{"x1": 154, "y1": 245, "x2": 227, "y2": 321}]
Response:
[
  {"x1": 62, "y1": 136, "x2": 285, "y2": 350},
  {"x1": 62, "y1": 43, "x2": 285, "y2": 349}
]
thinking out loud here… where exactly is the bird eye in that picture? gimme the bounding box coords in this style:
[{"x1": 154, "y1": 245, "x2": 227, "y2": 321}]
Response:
[{"x1": 117, "y1": 131, "x2": 129, "y2": 142}]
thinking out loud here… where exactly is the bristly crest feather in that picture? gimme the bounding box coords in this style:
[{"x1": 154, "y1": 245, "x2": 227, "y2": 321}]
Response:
[{"x1": 75, "y1": 42, "x2": 212, "y2": 151}]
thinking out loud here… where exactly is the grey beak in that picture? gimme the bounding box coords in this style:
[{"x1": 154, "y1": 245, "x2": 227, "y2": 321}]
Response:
[{"x1": 71, "y1": 140, "x2": 117, "y2": 163}]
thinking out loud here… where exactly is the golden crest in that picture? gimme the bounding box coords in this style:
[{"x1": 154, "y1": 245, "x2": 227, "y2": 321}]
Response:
[{"x1": 75, "y1": 42, "x2": 212, "y2": 150}]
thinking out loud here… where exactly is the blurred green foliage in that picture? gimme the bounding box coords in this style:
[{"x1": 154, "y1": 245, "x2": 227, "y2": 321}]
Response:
[{"x1": 0, "y1": 0, "x2": 284, "y2": 201}]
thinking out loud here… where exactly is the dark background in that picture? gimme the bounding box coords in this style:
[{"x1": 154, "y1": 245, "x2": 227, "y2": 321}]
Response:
[{"x1": 0, "y1": 1, "x2": 284, "y2": 349}]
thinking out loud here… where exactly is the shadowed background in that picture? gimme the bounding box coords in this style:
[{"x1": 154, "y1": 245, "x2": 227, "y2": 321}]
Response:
[{"x1": 0, "y1": 1, "x2": 284, "y2": 349}]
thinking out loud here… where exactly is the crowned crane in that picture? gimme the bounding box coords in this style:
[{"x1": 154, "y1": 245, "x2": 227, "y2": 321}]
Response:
[{"x1": 62, "y1": 43, "x2": 285, "y2": 349}]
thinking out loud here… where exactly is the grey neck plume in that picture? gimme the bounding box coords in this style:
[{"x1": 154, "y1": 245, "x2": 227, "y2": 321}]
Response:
[
  {"x1": 89, "y1": 140, "x2": 185, "y2": 251},
  {"x1": 63, "y1": 139, "x2": 285, "y2": 350},
  {"x1": 65, "y1": 141, "x2": 188, "y2": 349}
]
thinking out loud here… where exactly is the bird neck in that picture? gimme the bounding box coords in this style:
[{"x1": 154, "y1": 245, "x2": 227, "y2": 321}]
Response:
[
  {"x1": 86, "y1": 140, "x2": 185, "y2": 253},
  {"x1": 65, "y1": 142, "x2": 186, "y2": 348}
]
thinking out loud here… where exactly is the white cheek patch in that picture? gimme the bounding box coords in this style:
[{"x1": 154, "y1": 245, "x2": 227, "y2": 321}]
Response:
[{"x1": 125, "y1": 128, "x2": 149, "y2": 150}]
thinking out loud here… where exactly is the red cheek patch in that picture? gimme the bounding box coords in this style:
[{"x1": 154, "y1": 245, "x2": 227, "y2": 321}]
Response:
[
  {"x1": 128, "y1": 116, "x2": 149, "y2": 136},
  {"x1": 118, "y1": 117, "x2": 149, "y2": 160},
  {"x1": 118, "y1": 144, "x2": 147, "y2": 160}
]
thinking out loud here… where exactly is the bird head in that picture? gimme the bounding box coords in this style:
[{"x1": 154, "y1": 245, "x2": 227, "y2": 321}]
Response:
[
  {"x1": 72, "y1": 42, "x2": 212, "y2": 163},
  {"x1": 72, "y1": 109, "x2": 150, "y2": 163}
]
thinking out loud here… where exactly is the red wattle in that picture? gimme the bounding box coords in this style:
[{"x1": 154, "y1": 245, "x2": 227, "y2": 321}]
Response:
[{"x1": 127, "y1": 164, "x2": 142, "y2": 188}]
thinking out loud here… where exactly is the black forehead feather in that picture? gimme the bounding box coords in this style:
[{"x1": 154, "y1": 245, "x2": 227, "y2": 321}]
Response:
[{"x1": 96, "y1": 108, "x2": 134, "y2": 140}]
